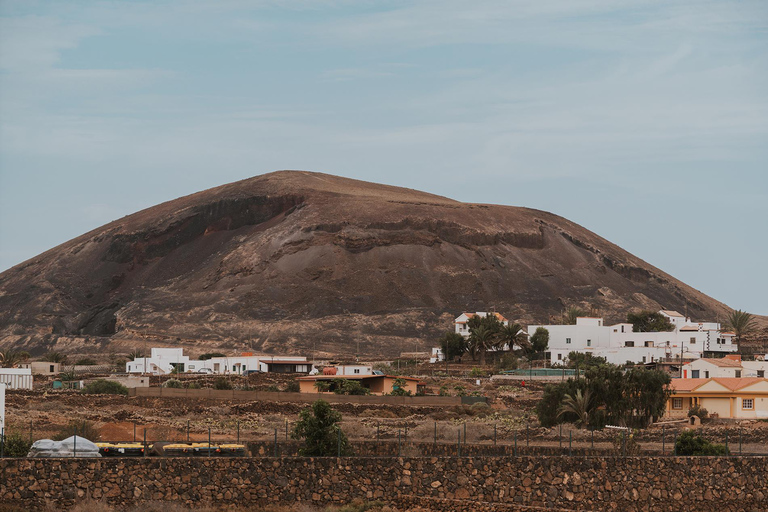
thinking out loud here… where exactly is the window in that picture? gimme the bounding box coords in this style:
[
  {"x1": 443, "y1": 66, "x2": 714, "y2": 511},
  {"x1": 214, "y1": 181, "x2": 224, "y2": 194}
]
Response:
[
  {"x1": 736, "y1": 370, "x2": 742, "y2": 378},
  {"x1": 557, "y1": 353, "x2": 562, "y2": 360},
  {"x1": 49, "y1": 365, "x2": 55, "y2": 373},
  {"x1": 758, "y1": 370, "x2": 765, "y2": 378},
  {"x1": 645, "y1": 341, "x2": 653, "y2": 347},
  {"x1": 625, "y1": 341, "x2": 634, "y2": 347},
  {"x1": 690, "y1": 337, "x2": 696, "y2": 344},
  {"x1": 587, "y1": 339, "x2": 591, "y2": 347},
  {"x1": 566, "y1": 338, "x2": 571, "y2": 344},
  {"x1": 704, "y1": 371, "x2": 709, "y2": 378},
  {"x1": 673, "y1": 398, "x2": 682, "y2": 409},
  {"x1": 691, "y1": 370, "x2": 700, "y2": 378},
  {"x1": 354, "y1": 368, "x2": 360, "y2": 374},
  {"x1": 642, "y1": 356, "x2": 647, "y2": 363},
  {"x1": 621, "y1": 325, "x2": 625, "y2": 333},
  {"x1": 743, "y1": 398, "x2": 754, "y2": 410}
]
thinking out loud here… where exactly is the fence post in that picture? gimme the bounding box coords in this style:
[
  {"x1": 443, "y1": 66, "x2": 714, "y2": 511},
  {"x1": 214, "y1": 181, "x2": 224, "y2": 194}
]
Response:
[
  {"x1": 1, "y1": 427, "x2": 4, "y2": 458},
  {"x1": 514, "y1": 431, "x2": 517, "y2": 457}
]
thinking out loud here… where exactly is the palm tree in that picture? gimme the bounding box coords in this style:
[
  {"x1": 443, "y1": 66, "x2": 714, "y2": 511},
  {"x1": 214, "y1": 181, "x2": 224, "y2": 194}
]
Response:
[
  {"x1": 0, "y1": 350, "x2": 27, "y2": 368},
  {"x1": 558, "y1": 389, "x2": 594, "y2": 428},
  {"x1": 563, "y1": 306, "x2": 586, "y2": 325},
  {"x1": 725, "y1": 310, "x2": 757, "y2": 345},
  {"x1": 127, "y1": 350, "x2": 145, "y2": 360},
  {"x1": 43, "y1": 351, "x2": 68, "y2": 364},
  {"x1": 498, "y1": 323, "x2": 530, "y2": 354},
  {"x1": 468, "y1": 325, "x2": 498, "y2": 366}
]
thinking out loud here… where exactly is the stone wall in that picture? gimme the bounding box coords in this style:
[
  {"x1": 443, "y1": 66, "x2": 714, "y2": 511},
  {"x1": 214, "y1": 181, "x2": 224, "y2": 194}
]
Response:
[{"x1": 1, "y1": 456, "x2": 766, "y2": 511}]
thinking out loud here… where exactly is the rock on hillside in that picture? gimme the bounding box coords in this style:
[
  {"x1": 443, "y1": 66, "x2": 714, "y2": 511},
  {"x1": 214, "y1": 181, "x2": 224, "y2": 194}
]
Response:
[{"x1": 0, "y1": 171, "x2": 734, "y2": 358}]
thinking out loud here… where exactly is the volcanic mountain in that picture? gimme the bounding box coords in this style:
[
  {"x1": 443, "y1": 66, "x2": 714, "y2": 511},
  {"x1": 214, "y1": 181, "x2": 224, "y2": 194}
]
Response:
[{"x1": 0, "y1": 171, "x2": 734, "y2": 358}]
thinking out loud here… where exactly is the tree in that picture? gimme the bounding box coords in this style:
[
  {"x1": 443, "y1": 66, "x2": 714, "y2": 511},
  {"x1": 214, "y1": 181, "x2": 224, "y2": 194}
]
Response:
[
  {"x1": 127, "y1": 350, "x2": 144, "y2": 361},
  {"x1": 627, "y1": 311, "x2": 674, "y2": 332},
  {"x1": 292, "y1": 399, "x2": 352, "y2": 456},
  {"x1": 566, "y1": 352, "x2": 607, "y2": 370},
  {"x1": 499, "y1": 323, "x2": 529, "y2": 354},
  {"x1": 439, "y1": 332, "x2": 467, "y2": 362},
  {"x1": 314, "y1": 381, "x2": 331, "y2": 392},
  {"x1": 558, "y1": 389, "x2": 594, "y2": 428},
  {"x1": 331, "y1": 378, "x2": 370, "y2": 395},
  {"x1": 563, "y1": 307, "x2": 586, "y2": 325},
  {"x1": 725, "y1": 310, "x2": 756, "y2": 343},
  {"x1": 199, "y1": 352, "x2": 226, "y2": 360},
  {"x1": 43, "y1": 352, "x2": 68, "y2": 364},
  {"x1": 389, "y1": 378, "x2": 412, "y2": 396},
  {"x1": 467, "y1": 325, "x2": 497, "y2": 366},
  {"x1": 0, "y1": 350, "x2": 29, "y2": 368},
  {"x1": 530, "y1": 327, "x2": 550, "y2": 354}
]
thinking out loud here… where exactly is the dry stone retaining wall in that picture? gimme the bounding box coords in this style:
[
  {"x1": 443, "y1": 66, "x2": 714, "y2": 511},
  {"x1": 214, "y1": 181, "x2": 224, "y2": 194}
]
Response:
[{"x1": 1, "y1": 456, "x2": 766, "y2": 511}]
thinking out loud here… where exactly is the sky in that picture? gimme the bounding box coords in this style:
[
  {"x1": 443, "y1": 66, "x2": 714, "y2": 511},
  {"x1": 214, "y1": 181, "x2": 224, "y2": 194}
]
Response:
[{"x1": 0, "y1": 1, "x2": 766, "y2": 315}]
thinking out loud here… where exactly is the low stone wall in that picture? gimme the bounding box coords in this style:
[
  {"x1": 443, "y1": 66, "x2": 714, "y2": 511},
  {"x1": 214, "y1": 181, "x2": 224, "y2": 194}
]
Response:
[
  {"x1": 128, "y1": 387, "x2": 468, "y2": 406},
  {"x1": 1, "y1": 456, "x2": 766, "y2": 511}
]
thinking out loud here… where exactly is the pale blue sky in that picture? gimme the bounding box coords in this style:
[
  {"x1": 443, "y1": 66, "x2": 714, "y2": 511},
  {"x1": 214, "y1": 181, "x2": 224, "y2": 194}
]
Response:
[{"x1": 1, "y1": 1, "x2": 766, "y2": 314}]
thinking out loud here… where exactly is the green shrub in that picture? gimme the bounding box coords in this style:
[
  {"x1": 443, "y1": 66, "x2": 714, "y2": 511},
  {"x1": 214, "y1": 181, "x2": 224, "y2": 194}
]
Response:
[
  {"x1": 495, "y1": 353, "x2": 519, "y2": 371},
  {"x1": 1, "y1": 431, "x2": 32, "y2": 457},
  {"x1": 187, "y1": 382, "x2": 201, "y2": 389},
  {"x1": 213, "y1": 377, "x2": 233, "y2": 390},
  {"x1": 675, "y1": 430, "x2": 728, "y2": 456},
  {"x1": 331, "y1": 379, "x2": 370, "y2": 396},
  {"x1": 469, "y1": 367, "x2": 486, "y2": 378},
  {"x1": 75, "y1": 358, "x2": 97, "y2": 366},
  {"x1": 163, "y1": 379, "x2": 183, "y2": 389},
  {"x1": 292, "y1": 400, "x2": 352, "y2": 456},
  {"x1": 285, "y1": 380, "x2": 300, "y2": 393},
  {"x1": 82, "y1": 379, "x2": 128, "y2": 395}
]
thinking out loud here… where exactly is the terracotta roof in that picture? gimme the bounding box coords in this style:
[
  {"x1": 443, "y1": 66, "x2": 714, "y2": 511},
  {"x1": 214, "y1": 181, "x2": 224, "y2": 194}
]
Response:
[
  {"x1": 697, "y1": 358, "x2": 742, "y2": 368},
  {"x1": 456, "y1": 312, "x2": 508, "y2": 323},
  {"x1": 671, "y1": 377, "x2": 765, "y2": 393},
  {"x1": 679, "y1": 325, "x2": 700, "y2": 331},
  {"x1": 660, "y1": 310, "x2": 684, "y2": 317},
  {"x1": 670, "y1": 379, "x2": 708, "y2": 392}
]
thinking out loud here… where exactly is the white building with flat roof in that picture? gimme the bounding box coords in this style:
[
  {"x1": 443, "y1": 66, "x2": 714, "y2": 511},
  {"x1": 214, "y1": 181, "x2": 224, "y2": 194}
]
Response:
[
  {"x1": 126, "y1": 348, "x2": 311, "y2": 375},
  {"x1": 528, "y1": 310, "x2": 737, "y2": 366}
]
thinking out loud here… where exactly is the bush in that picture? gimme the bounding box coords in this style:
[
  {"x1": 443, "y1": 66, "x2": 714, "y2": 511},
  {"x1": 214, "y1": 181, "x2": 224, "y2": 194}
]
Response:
[
  {"x1": 495, "y1": 353, "x2": 518, "y2": 372},
  {"x1": 675, "y1": 430, "x2": 729, "y2": 456},
  {"x1": 285, "y1": 380, "x2": 300, "y2": 393},
  {"x1": 199, "y1": 353, "x2": 225, "y2": 361},
  {"x1": 82, "y1": 379, "x2": 128, "y2": 395},
  {"x1": 2, "y1": 430, "x2": 32, "y2": 457},
  {"x1": 292, "y1": 400, "x2": 352, "y2": 456},
  {"x1": 687, "y1": 404, "x2": 709, "y2": 420},
  {"x1": 213, "y1": 377, "x2": 233, "y2": 390},
  {"x1": 332, "y1": 378, "x2": 370, "y2": 396},
  {"x1": 469, "y1": 367, "x2": 485, "y2": 378},
  {"x1": 163, "y1": 379, "x2": 183, "y2": 389},
  {"x1": 187, "y1": 382, "x2": 201, "y2": 389},
  {"x1": 52, "y1": 420, "x2": 99, "y2": 442},
  {"x1": 75, "y1": 358, "x2": 97, "y2": 366}
]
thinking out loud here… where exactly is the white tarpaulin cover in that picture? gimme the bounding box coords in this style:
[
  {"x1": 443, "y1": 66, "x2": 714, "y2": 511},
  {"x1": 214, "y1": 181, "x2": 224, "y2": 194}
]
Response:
[{"x1": 27, "y1": 436, "x2": 101, "y2": 458}]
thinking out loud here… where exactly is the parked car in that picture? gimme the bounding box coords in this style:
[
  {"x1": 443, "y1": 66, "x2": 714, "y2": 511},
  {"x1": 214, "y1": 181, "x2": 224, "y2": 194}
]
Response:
[{"x1": 197, "y1": 368, "x2": 213, "y2": 374}]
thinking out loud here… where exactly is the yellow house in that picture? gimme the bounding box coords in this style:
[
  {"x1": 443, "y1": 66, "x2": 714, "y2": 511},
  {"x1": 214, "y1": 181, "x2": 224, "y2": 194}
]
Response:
[
  {"x1": 298, "y1": 374, "x2": 420, "y2": 395},
  {"x1": 667, "y1": 378, "x2": 768, "y2": 419}
]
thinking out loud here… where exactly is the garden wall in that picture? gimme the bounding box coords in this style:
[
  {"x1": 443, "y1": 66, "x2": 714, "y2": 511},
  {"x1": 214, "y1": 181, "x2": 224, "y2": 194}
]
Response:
[{"x1": 1, "y1": 455, "x2": 765, "y2": 511}]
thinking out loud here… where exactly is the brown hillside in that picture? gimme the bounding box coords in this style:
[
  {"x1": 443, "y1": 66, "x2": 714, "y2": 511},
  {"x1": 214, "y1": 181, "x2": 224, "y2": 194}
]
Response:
[{"x1": 0, "y1": 171, "x2": 736, "y2": 358}]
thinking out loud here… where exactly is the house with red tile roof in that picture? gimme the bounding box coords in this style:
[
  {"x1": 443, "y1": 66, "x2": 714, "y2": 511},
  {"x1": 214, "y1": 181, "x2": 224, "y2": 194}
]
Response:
[{"x1": 667, "y1": 377, "x2": 768, "y2": 419}]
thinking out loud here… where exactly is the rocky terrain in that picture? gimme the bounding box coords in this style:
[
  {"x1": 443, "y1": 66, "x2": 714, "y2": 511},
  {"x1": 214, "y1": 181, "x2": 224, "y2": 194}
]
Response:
[{"x1": 0, "y1": 170, "x2": 749, "y2": 358}]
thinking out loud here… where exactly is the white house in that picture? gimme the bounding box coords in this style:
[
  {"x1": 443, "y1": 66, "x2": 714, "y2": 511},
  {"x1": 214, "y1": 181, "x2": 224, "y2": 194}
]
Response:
[
  {"x1": 335, "y1": 365, "x2": 373, "y2": 376},
  {"x1": 528, "y1": 310, "x2": 737, "y2": 366},
  {"x1": 683, "y1": 356, "x2": 768, "y2": 379},
  {"x1": 455, "y1": 312, "x2": 508, "y2": 337},
  {"x1": 126, "y1": 348, "x2": 311, "y2": 375}
]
